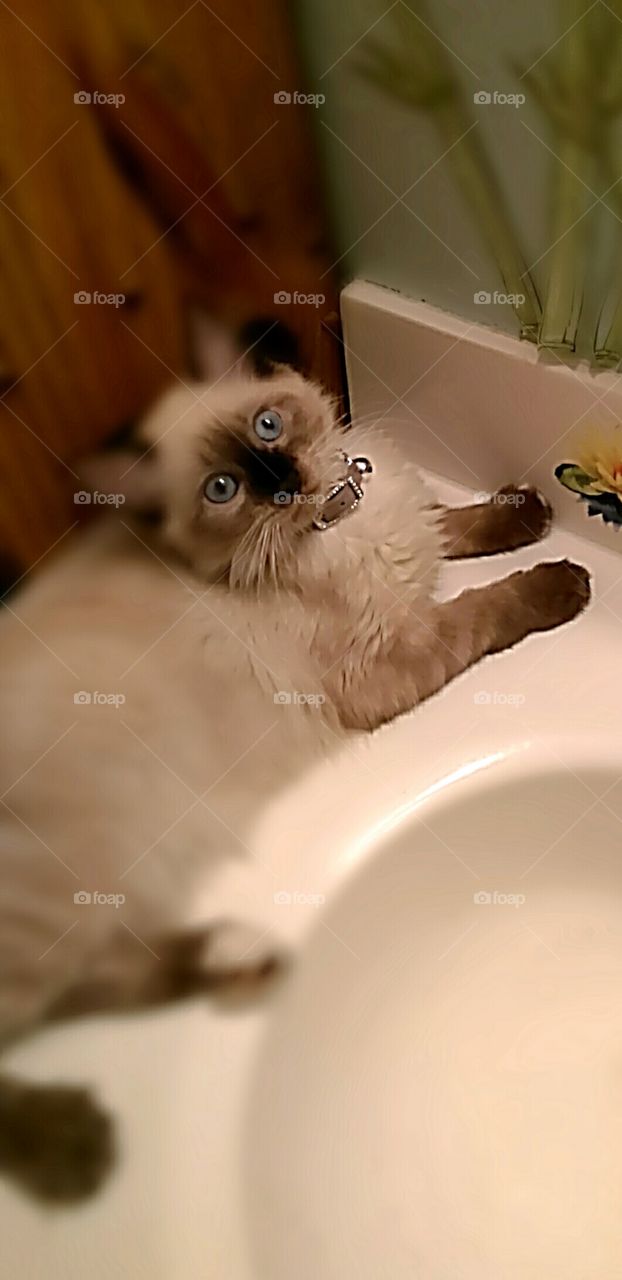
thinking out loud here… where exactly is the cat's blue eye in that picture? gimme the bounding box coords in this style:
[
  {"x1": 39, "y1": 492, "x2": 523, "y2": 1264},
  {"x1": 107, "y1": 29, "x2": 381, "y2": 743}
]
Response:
[
  {"x1": 203, "y1": 473, "x2": 239, "y2": 504},
  {"x1": 253, "y1": 409, "x2": 283, "y2": 442}
]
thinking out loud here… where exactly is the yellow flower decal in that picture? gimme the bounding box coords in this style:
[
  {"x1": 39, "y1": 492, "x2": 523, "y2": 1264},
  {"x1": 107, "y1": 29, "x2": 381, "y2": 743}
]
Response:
[
  {"x1": 555, "y1": 424, "x2": 622, "y2": 528},
  {"x1": 576, "y1": 425, "x2": 622, "y2": 496}
]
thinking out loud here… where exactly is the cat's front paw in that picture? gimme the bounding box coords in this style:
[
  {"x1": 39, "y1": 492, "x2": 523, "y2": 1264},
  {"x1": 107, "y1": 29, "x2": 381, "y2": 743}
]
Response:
[
  {"x1": 0, "y1": 1081, "x2": 114, "y2": 1202},
  {"x1": 496, "y1": 485, "x2": 553, "y2": 544},
  {"x1": 521, "y1": 559, "x2": 591, "y2": 630}
]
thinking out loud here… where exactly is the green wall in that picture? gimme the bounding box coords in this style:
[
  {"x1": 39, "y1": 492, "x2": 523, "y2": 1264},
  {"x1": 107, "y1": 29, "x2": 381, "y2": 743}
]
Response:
[{"x1": 295, "y1": 0, "x2": 617, "y2": 352}]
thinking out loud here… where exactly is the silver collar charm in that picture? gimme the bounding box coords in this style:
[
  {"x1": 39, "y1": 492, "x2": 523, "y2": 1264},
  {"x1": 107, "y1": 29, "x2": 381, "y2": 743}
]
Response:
[{"x1": 313, "y1": 453, "x2": 373, "y2": 531}]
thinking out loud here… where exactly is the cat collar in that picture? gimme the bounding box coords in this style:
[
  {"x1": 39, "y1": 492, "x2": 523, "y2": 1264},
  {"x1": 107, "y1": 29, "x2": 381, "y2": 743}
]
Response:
[{"x1": 313, "y1": 453, "x2": 372, "y2": 531}]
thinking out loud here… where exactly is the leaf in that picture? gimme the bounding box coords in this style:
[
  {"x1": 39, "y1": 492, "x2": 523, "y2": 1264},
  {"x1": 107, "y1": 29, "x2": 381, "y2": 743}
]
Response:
[{"x1": 554, "y1": 463, "x2": 601, "y2": 494}]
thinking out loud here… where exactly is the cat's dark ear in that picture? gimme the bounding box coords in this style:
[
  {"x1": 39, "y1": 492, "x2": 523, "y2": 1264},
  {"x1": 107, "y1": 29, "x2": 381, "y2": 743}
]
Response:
[
  {"x1": 77, "y1": 439, "x2": 163, "y2": 514},
  {"x1": 186, "y1": 309, "x2": 300, "y2": 381},
  {"x1": 239, "y1": 316, "x2": 300, "y2": 377}
]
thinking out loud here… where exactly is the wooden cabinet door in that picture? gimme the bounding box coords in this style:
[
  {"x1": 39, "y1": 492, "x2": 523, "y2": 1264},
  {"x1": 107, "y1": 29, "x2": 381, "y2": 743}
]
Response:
[{"x1": 0, "y1": 0, "x2": 341, "y2": 576}]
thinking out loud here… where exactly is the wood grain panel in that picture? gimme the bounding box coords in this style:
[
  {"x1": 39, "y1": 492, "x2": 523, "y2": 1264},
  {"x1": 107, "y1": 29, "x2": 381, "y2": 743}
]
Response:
[{"x1": 0, "y1": 0, "x2": 340, "y2": 574}]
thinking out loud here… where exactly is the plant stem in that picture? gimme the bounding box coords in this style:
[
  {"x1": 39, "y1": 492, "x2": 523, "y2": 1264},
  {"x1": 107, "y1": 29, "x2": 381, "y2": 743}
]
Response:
[
  {"x1": 594, "y1": 285, "x2": 622, "y2": 367},
  {"x1": 436, "y1": 101, "x2": 541, "y2": 340},
  {"x1": 359, "y1": 2, "x2": 541, "y2": 340},
  {"x1": 535, "y1": 0, "x2": 595, "y2": 351},
  {"x1": 593, "y1": 144, "x2": 622, "y2": 365}
]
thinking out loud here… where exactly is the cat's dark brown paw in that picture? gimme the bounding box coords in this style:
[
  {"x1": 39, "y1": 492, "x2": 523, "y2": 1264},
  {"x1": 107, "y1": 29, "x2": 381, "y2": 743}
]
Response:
[
  {"x1": 441, "y1": 486, "x2": 554, "y2": 558},
  {"x1": 0, "y1": 1081, "x2": 114, "y2": 1202},
  {"x1": 495, "y1": 485, "x2": 553, "y2": 546},
  {"x1": 166, "y1": 920, "x2": 287, "y2": 1005},
  {"x1": 521, "y1": 559, "x2": 591, "y2": 630}
]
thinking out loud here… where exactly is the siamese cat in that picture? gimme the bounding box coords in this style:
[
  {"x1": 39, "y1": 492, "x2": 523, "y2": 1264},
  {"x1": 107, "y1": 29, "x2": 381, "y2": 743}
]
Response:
[{"x1": 0, "y1": 333, "x2": 590, "y2": 1203}]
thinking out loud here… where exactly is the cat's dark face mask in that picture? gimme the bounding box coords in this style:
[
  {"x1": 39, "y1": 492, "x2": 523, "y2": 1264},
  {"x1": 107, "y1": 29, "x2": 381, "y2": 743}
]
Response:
[
  {"x1": 96, "y1": 368, "x2": 354, "y2": 588},
  {"x1": 184, "y1": 376, "x2": 352, "y2": 586}
]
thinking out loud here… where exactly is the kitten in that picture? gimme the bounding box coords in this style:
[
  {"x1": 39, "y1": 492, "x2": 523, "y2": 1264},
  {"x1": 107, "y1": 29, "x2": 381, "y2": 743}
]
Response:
[{"x1": 0, "y1": 341, "x2": 590, "y2": 1202}]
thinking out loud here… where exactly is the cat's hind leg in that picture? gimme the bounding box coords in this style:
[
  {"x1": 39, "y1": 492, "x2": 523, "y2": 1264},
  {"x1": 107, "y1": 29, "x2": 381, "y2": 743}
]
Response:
[
  {"x1": 439, "y1": 486, "x2": 552, "y2": 558},
  {"x1": 0, "y1": 918, "x2": 281, "y2": 1202}
]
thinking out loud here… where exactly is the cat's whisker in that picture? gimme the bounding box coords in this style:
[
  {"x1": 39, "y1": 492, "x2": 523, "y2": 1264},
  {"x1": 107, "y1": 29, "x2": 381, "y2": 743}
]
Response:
[
  {"x1": 229, "y1": 521, "x2": 257, "y2": 590},
  {"x1": 255, "y1": 519, "x2": 272, "y2": 592},
  {"x1": 268, "y1": 522, "x2": 281, "y2": 593},
  {"x1": 351, "y1": 413, "x2": 413, "y2": 439}
]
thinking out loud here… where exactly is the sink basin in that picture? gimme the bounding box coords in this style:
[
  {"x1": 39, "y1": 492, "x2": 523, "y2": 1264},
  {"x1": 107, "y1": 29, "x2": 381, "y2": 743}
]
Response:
[{"x1": 245, "y1": 761, "x2": 622, "y2": 1280}]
